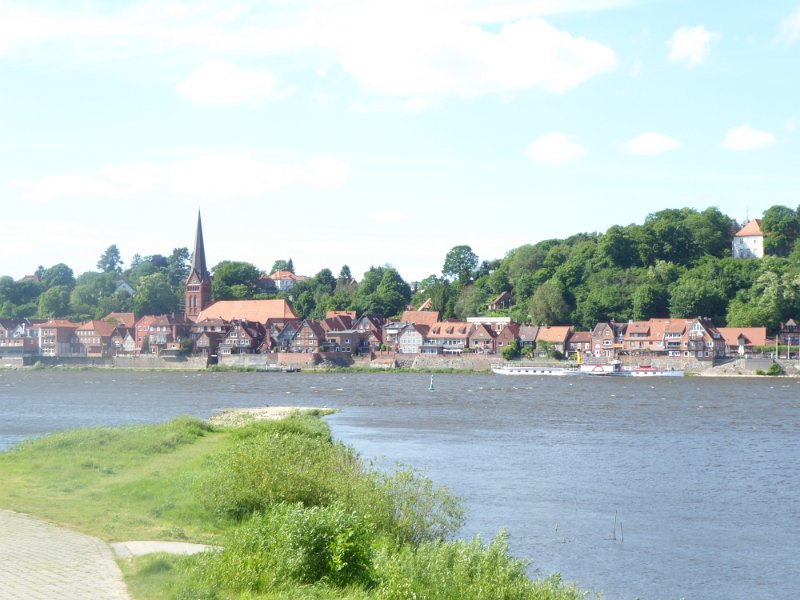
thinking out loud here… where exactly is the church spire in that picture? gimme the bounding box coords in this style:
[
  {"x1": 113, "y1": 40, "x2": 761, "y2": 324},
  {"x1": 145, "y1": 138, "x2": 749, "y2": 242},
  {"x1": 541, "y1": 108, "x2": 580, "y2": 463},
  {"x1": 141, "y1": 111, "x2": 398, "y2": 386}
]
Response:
[
  {"x1": 190, "y1": 210, "x2": 209, "y2": 281},
  {"x1": 185, "y1": 210, "x2": 212, "y2": 321}
]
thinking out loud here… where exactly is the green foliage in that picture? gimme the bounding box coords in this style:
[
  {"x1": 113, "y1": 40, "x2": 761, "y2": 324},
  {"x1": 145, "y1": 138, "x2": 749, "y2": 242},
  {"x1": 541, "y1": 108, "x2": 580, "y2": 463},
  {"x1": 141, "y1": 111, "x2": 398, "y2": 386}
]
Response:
[
  {"x1": 374, "y1": 531, "x2": 584, "y2": 600},
  {"x1": 354, "y1": 267, "x2": 411, "y2": 318},
  {"x1": 97, "y1": 244, "x2": 123, "y2": 273},
  {"x1": 453, "y1": 284, "x2": 488, "y2": 320},
  {"x1": 762, "y1": 205, "x2": 800, "y2": 257},
  {"x1": 38, "y1": 285, "x2": 71, "y2": 318},
  {"x1": 529, "y1": 281, "x2": 570, "y2": 325},
  {"x1": 766, "y1": 362, "x2": 784, "y2": 376},
  {"x1": 133, "y1": 272, "x2": 179, "y2": 316},
  {"x1": 200, "y1": 502, "x2": 375, "y2": 591},
  {"x1": 211, "y1": 261, "x2": 261, "y2": 300},
  {"x1": 501, "y1": 339, "x2": 521, "y2": 360},
  {"x1": 202, "y1": 420, "x2": 463, "y2": 546},
  {"x1": 41, "y1": 263, "x2": 75, "y2": 290},
  {"x1": 443, "y1": 245, "x2": 479, "y2": 284}
]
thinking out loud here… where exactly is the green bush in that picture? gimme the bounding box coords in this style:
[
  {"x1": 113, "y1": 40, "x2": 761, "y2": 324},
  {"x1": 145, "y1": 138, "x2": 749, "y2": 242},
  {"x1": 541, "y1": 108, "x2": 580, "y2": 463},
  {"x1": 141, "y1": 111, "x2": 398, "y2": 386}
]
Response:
[
  {"x1": 199, "y1": 502, "x2": 375, "y2": 592},
  {"x1": 766, "y1": 362, "x2": 784, "y2": 376},
  {"x1": 203, "y1": 430, "x2": 364, "y2": 520},
  {"x1": 366, "y1": 467, "x2": 464, "y2": 546},
  {"x1": 374, "y1": 530, "x2": 584, "y2": 600},
  {"x1": 203, "y1": 425, "x2": 463, "y2": 546}
]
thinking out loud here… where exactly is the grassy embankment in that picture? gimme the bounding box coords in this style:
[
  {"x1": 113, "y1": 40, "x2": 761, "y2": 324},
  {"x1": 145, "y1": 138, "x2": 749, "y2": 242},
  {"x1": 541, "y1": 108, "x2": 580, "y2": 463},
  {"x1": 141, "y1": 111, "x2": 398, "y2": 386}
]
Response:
[{"x1": 0, "y1": 414, "x2": 588, "y2": 600}]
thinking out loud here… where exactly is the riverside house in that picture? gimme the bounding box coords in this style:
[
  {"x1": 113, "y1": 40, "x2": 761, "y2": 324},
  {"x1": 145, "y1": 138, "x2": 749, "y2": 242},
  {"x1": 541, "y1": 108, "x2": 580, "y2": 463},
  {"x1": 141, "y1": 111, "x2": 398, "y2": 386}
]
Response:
[
  {"x1": 535, "y1": 325, "x2": 574, "y2": 356},
  {"x1": 421, "y1": 322, "x2": 471, "y2": 354}
]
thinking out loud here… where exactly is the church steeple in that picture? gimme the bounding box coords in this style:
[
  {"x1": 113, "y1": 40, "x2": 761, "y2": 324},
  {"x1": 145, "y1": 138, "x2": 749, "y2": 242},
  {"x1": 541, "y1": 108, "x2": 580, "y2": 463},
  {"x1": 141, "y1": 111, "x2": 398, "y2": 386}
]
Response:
[
  {"x1": 190, "y1": 211, "x2": 209, "y2": 280},
  {"x1": 185, "y1": 211, "x2": 212, "y2": 321}
]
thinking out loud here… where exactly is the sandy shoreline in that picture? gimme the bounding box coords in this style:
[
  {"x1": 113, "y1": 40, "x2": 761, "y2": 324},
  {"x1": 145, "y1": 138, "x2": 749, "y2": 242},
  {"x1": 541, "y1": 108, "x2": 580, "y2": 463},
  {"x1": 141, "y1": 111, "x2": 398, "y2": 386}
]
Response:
[{"x1": 208, "y1": 406, "x2": 334, "y2": 427}]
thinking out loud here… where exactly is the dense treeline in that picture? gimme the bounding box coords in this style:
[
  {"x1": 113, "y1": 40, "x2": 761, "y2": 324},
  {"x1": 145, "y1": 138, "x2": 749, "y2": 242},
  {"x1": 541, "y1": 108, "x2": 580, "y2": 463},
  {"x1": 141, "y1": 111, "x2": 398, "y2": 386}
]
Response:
[{"x1": 2, "y1": 205, "x2": 799, "y2": 333}]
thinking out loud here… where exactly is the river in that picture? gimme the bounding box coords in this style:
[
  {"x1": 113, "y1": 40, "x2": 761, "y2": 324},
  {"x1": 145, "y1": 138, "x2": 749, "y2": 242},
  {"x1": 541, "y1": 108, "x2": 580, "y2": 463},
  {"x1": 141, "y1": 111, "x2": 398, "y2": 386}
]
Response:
[{"x1": 1, "y1": 369, "x2": 798, "y2": 599}]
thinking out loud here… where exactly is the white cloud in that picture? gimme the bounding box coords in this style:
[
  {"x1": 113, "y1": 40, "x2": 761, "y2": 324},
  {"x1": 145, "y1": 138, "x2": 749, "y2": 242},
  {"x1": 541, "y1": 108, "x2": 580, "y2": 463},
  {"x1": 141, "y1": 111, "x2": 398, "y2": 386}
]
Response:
[
  {"x1": 178, "y1": 60, "x2": 280, "y2": 105},
  {"x1": 14, "y1": 175, "x2": 116, "y2": 202},
  {"x1": 100, "y1": 163, "x2": 167, "y2": 189},
  {"x1": 529, "y1": 132, "x2": 587, "y2": 165},
  {"x1": 787, "y1": 117, "x2": 798, "y2": 131},
  {"x1": 721, "y1": 125, "x2": 775, "y2": 151},
  {"x1": 624, "y1": 132, "x2": 681, "y2": 156},
  {"x1": 779, "y1": 5, "x2": 800, "y2": 43},
  {"x1": 0, "y1": 1, "x2": 617, "y2": 102},
  {"x1": 369, "y1": 209, "x2": 409, "y2": 223},
  {"x1": 668, "y1": 25, "x2": 718, "y2": 68},
  {"x1": 15, "y1": 155, "x2": 350, "y2": 202},
  {"x1": 330, "y1": 8, "x2": 617, "y2": 97}
]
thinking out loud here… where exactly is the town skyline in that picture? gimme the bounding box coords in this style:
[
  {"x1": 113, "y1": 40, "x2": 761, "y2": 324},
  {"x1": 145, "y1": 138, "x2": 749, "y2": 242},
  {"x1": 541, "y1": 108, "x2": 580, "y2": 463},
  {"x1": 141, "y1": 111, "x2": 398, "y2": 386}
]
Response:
[{"x1": 2, "y1": 1, "x2": 799, "y2": 280}]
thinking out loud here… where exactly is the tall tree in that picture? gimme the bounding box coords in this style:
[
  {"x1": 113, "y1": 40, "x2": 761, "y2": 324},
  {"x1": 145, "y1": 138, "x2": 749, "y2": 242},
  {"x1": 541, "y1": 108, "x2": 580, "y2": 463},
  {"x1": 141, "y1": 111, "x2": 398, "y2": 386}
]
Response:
[
  {"x1": 528, "y1": 281, "x2": 570, "y2": 325},
  {"x1": 97, "y1": 244, "x2": 123, "y2": 273},
  {"x1": 443, "y1": 245, "x2": 478, "y2": 284},
  {"x1": 167, "y1": 247, "x2": 191, "y2": 286},
  {"x1": 367, "y1": 268, "x2": 411, "y2": 317},
  {"x1": 338, "y1": 264, "x2": 352, "y2": 284},
  {"x1": 41, "y1": 263, "x2": 75, "y2": 290},
  {"x1": 38, "y1": 286, "x2": 71, "y2": 318},
  {"x1": 761, "y1": 205, "x2": 800, "y2": 257},
  {"x1": 133, "y1": 273, "x2": 178, "y2": 316},
  {"x1": 271, "y1": 259, "x2": 290, "y2": 273},
  {"x1": 211, "y1": 261, "x2": 261, "y2": 300}
]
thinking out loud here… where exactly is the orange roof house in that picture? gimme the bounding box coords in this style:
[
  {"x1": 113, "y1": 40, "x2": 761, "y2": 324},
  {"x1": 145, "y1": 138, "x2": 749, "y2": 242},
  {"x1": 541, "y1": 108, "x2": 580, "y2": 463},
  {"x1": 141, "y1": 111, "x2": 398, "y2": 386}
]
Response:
[
  {"x1": 733, "y1": 219, "x2": 764, "y2": 259},
  {"x1": 717, "y1": 327, "x2": 767, "y2": 355},
  {"x1": 102, "y1": 312, "x2": 136, "y2": 328},
  {"x1": 401, "y1": 310, "x2": 440, "y2": 327}
]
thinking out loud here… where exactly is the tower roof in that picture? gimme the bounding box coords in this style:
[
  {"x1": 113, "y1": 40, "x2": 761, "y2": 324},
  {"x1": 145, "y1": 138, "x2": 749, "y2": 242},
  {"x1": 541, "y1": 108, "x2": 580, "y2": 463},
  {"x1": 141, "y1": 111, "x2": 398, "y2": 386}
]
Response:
[
  {"x1": 189, "y1": 210, "x2": 210, "y2": 282},
  {"x1": 735, "y1": 219, "x2": 763, "y2": 237}
]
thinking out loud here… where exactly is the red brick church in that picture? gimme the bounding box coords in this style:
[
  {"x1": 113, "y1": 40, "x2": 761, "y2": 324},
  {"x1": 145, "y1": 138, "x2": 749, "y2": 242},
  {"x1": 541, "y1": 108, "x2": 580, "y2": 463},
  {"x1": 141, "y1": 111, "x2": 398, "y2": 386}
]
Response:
[{"x1": 184, "y1": 212, "x2": 297, "y2": 324}]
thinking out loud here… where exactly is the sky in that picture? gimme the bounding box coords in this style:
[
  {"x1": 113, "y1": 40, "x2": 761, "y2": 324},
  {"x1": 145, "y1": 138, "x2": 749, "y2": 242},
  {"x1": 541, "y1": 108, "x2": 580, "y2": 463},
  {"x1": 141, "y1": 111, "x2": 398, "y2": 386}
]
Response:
[{"x1": 1, "y1": 0, "x2": 799, "y2": 282}]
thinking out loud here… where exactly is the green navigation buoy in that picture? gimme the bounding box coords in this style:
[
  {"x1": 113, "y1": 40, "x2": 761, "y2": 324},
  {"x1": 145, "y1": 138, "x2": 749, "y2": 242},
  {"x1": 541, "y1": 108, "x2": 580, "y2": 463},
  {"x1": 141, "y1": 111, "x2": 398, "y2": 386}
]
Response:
[{"x1": 428, "y1": 374, "x2": 434, "y2": 392}]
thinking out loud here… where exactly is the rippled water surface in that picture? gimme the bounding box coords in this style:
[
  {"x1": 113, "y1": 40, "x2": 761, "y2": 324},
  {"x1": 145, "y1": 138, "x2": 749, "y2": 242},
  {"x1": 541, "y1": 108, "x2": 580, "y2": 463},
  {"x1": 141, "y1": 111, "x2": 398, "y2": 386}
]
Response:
[{"x1": 1, "y1": 370, "x2": 798, "y2": 599}]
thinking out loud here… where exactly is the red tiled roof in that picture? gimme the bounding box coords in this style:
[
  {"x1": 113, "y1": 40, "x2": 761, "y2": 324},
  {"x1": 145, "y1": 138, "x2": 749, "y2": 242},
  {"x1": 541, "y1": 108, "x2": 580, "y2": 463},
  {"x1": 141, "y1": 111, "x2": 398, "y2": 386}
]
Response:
[
  {"x1": 735, "y1": 219, "x2": 763, "y2": 237},
  {"x1": 102, "y1": 312, "x2": 136, "y2": 328},
  {"x1": 76, "y1": 320, "x2": 119, "y2": 336},
  {"x1": 401, "y1": 310, "x2": 440, "y2": 326},
  {"x1": 197, "y1": 300, "x2": 298, "y2": 323},
  {"x1": 717, "y1": 327, "x2": 767, "y2": 347},
  {"x1": 536, "y1": 326, "x2": 573, "y2": 344},
  {"x1": 269, "y1": 270, "x2": 307, "y2": 282}
]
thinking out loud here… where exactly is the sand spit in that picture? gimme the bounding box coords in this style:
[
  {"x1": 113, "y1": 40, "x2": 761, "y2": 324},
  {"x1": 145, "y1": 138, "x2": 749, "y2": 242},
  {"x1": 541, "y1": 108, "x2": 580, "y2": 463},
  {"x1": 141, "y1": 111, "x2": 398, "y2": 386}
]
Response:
[{"x1": 208, "y1": 406, "x2": 334, "y2": 428}]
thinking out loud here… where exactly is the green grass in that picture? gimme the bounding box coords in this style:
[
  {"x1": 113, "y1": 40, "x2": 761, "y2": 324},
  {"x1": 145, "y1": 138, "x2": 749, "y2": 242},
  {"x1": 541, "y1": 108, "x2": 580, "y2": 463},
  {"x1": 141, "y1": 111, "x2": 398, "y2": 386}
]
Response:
[{"x1": 0, "y1": 414, "x2": 590, "y2": 600}]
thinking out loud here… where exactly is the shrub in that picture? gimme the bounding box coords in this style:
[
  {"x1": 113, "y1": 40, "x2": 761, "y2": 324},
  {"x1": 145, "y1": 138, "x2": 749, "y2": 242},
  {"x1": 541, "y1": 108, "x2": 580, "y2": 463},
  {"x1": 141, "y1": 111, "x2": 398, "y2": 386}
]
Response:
[
  {"x1": 365, "y1": 467, "x2": 464, "y2": 546},
  {"x1": 203, "y1": 430, "x2": 364, "y2": 520},
  {"x1": 374, "y1": 530, "x2": 584, "y2": 600},
  {"x1": 199, "y1": 502, "x2": 375, "y2": 592},
  {"x1": 766, "y1": 362, "x2": 784, "y2": 376}
]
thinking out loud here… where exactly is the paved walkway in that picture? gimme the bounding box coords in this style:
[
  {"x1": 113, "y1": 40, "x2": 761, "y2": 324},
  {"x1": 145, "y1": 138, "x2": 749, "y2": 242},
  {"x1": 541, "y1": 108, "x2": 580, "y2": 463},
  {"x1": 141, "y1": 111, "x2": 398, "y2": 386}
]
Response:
[{"x1": 0, "y1": 509, "x2": 130, "y2": 600}]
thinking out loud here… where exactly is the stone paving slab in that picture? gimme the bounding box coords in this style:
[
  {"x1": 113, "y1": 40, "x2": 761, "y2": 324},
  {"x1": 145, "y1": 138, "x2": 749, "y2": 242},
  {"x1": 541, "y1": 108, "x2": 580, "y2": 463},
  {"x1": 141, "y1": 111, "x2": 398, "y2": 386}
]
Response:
[
  {"x1": 111, "y1": 540, "x2": 217, "y2": 559},
  {"x1": 0, "y1": 509, "x2": 130, "y2": 600}
]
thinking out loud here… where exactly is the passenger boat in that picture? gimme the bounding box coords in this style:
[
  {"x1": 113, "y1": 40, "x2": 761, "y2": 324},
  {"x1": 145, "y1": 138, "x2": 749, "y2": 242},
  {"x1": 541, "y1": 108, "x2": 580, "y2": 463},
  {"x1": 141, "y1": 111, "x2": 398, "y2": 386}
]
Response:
[
  {"x1": 624, "y1": 365, "x2": 683, "y2": 377},
  {"x1": 491, "y1": 364, "x2": 580, "y2": 376},
  {"x1": 580, "y1": 360, "x2": 683, "y2": 377}
]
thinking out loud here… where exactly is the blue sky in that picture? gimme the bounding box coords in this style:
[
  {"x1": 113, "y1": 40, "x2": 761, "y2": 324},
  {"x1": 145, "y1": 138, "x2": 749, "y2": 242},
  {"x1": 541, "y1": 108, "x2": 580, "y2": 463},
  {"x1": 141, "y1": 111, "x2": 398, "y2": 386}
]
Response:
[{"x1": 1, "y1": 0, "x2": 798, "y2": 282}]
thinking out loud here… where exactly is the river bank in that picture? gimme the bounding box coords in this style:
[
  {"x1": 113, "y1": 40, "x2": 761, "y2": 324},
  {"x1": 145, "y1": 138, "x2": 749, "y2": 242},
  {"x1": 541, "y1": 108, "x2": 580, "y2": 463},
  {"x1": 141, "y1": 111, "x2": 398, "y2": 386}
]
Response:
[{"x1": 0, "y1": 414, "x2": 586, "y2": 600}]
